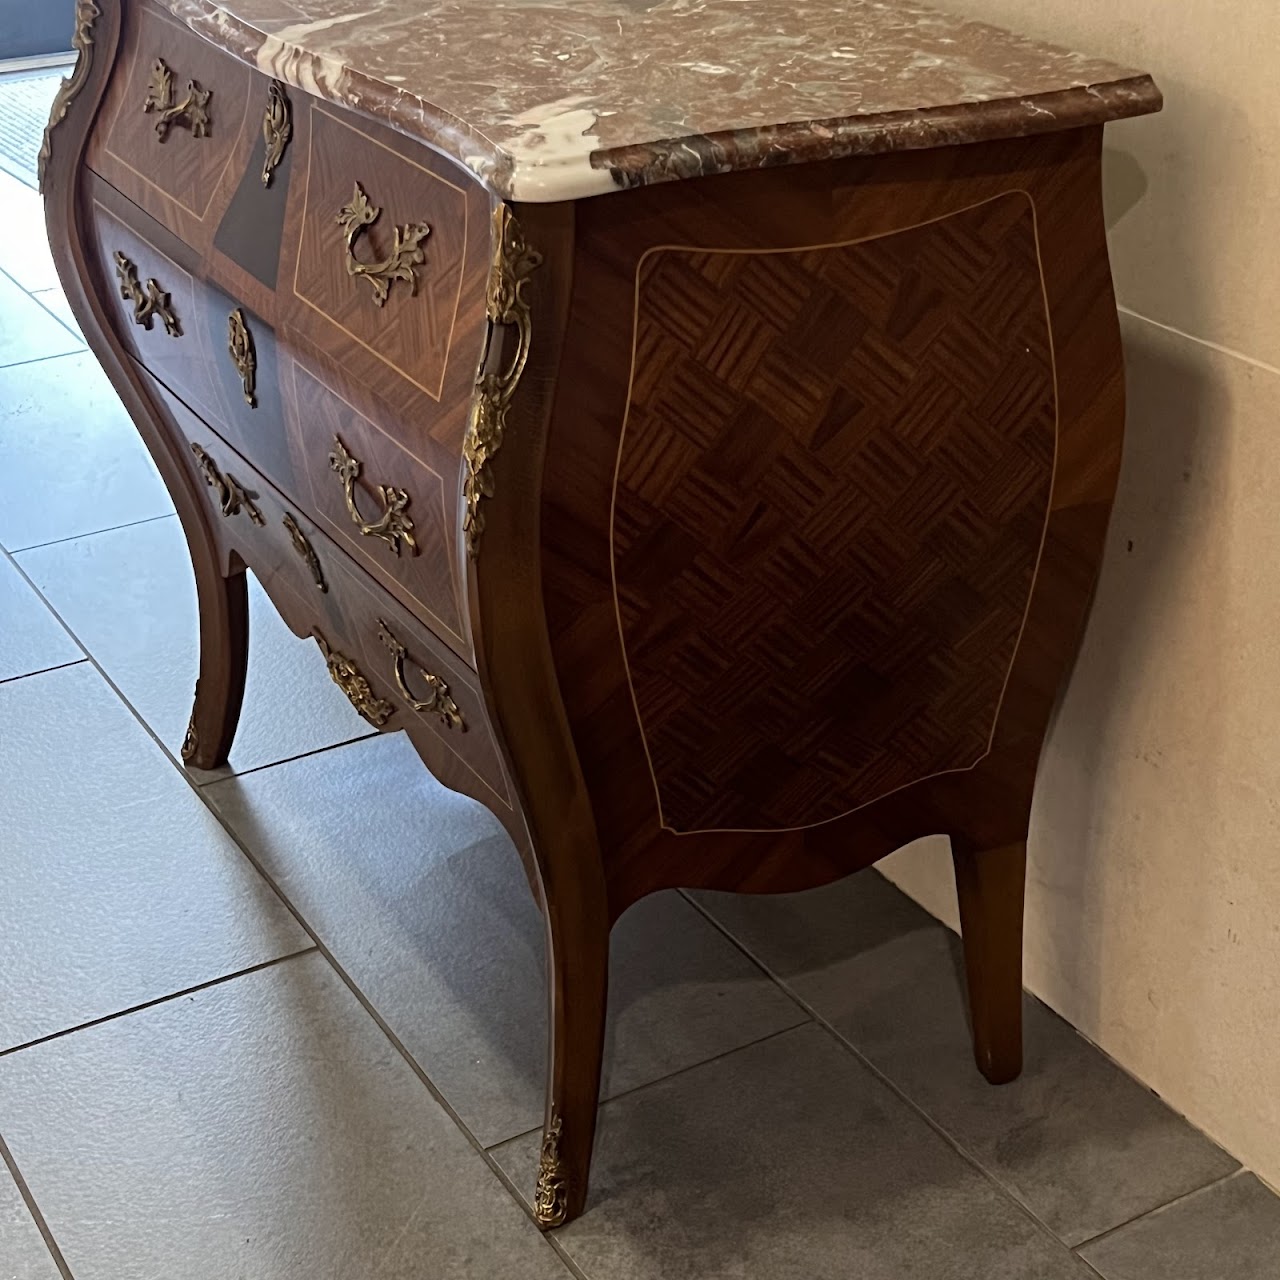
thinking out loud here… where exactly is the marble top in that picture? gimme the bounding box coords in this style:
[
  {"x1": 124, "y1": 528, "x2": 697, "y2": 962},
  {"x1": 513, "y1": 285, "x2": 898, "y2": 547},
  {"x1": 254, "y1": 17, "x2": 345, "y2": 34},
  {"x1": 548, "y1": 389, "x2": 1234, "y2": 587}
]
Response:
[{"x1": 166, "y1": 0, "x2": 1162, "y2": 201}]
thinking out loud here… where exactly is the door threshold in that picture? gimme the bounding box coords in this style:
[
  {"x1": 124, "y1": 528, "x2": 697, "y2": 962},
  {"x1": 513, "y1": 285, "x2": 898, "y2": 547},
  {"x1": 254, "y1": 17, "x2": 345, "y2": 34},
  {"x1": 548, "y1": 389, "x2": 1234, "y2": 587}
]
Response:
[{"x1": 0, "y1": 53, "x2": 76, "y2": 76}]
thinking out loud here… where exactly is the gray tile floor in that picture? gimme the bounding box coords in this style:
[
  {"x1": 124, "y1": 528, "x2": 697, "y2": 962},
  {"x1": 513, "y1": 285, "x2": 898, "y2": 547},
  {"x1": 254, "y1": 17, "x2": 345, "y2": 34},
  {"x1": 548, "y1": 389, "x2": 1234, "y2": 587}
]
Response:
[{"x1": 3, "y1": 68, "x2": 1280, "y2": 1279}]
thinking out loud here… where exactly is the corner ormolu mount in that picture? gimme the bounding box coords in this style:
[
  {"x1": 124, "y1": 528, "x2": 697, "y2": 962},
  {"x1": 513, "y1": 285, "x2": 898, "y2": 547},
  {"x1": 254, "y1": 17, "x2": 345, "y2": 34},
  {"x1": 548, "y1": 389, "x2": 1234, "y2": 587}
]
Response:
[{"x1": 461, "y1": 205, "x2": 542, "y2": 558}]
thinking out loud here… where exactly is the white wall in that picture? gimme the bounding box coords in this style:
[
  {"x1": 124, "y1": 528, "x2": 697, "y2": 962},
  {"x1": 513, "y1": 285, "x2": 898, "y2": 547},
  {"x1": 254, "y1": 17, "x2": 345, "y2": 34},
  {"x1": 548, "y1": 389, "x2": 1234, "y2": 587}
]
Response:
[{"x1": 881, "y1": 0, "x2": 1280, "y2": 1190}]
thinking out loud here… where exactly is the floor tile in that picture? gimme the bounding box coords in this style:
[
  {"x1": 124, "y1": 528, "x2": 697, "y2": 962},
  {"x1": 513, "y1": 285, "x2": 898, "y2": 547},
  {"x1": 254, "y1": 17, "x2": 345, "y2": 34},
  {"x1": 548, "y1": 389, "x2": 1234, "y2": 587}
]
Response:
[
  {"x1": 1079, "y1": 1173, "x2": 1280, "y2": 1279},
  {"x1": 30, "y1": 286, "x2": 83, "y2": 341},
  {"x1": 0, "y1": 270, "x2": 80, "y2": 366},
  {"x1": 0, "y1": 1163, "x2": 61, "y2": 1280},
  {"x1": 0, "y1": 663, "x2": 310, "y2": 1051},
  {"x1": 697, "y1": 872, "x2": 1239, "y2": 1246},
  {"x1": 0, "y1": 952, "x2": 571, "y2": 1280},
  {"x1": 206, "y1": 732, "x2": 808, "y2": 1147},
  {"x1": 0, "y1": 554, "x2": 82, "y2": 682},
  {"x1": 493, "y1": 1023, "x2": 1092, "y2": 1280},
  {"x1": 0, "y1": 351, "x2": 172, "y2": 552},
  {"x1": 17, "y1": 515, "x2": 374, "y2": 776},
  {"x1": 0, "y1": 171, "x2": 59, "y2": 292}
]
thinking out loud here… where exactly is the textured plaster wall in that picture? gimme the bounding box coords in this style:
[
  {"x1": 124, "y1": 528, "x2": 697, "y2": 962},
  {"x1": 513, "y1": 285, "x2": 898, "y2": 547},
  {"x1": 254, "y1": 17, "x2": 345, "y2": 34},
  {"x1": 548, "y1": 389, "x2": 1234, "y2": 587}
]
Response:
[{"x1": 880, "y1": 0, "x2": 1280, "y2": 1191}]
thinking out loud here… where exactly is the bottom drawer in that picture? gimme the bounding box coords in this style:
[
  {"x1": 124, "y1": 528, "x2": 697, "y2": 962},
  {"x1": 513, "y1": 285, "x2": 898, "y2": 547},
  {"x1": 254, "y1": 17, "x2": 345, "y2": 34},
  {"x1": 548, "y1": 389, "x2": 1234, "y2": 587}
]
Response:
[{"x1": 140, "y1": 369, "x2": 515, "y2": 815}]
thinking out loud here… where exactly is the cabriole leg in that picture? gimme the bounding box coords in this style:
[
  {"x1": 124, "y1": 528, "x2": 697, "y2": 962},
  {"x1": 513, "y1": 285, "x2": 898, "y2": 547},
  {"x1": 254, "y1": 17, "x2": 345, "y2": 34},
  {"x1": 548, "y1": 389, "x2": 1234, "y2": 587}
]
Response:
[
  {"x1": 535, "y1": 898, "x2": 609, "y2": 1229},
  {"x1": 181, "y1": 563, "x2": 249, "y2": 769},
  {"x1": 951, "y1": 838, "x2": 1027, "y2": 1085}
]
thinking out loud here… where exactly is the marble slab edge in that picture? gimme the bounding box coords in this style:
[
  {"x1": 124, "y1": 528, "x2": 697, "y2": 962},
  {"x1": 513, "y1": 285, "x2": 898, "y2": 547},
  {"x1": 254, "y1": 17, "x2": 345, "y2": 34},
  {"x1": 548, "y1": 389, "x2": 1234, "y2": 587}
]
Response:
[
  {"x1": 601, "y1": 77, "x2": 1163, "y2": 193},
  {"x1": 167, "y1": 0, "x2": 1162, "y2": 203}
]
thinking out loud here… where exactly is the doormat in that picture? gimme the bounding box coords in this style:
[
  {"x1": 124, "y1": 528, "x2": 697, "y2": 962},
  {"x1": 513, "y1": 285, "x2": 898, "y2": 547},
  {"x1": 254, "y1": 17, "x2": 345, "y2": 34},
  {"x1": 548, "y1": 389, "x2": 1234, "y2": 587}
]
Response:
[{"x1": 0, "y1": 69, "x2": 66, "y2": 190}]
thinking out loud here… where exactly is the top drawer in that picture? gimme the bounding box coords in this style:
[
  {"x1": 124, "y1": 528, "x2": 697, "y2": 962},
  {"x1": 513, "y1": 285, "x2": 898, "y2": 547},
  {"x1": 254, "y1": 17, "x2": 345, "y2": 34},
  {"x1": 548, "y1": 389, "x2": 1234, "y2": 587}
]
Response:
[
  {"x1": 287, "y1": 104, "x2": 474, "y2": 412},
  {"x1": 86, "y1": 0, "x2": 262, "y2": 250}
]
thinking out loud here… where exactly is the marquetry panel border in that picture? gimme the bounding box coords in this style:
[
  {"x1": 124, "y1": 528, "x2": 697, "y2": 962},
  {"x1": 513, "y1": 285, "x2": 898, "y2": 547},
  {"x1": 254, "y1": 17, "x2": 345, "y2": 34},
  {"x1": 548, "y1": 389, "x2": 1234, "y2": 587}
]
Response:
[{"x1": 609, "y1": 191, "x2": 1060, "y2": 835}]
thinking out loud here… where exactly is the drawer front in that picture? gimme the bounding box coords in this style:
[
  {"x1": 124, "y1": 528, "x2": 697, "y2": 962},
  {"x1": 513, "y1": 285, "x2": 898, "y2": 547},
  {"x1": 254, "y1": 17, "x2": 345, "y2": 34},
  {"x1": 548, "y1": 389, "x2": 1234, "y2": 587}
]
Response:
[
  {"x1": 86, "y1": 189, "x2": 298, "y2": 488},
  {"x1": 282, "y1": 354, "x2": 468, "y2": 653},
  {"x1": 85, "y1": 0, "x2": 259, "y2": 250},
  {"x1": 288, "y1": 103, "x2": 476, "y2": 410},
  {"x1": 276, "y1": 99, "x2": 494, "y2": 482},
  {"x1": 142, "y1": 372, "x2": 513, "y2": 812},
  {"x1": 87, "y1": 185, "x2": 472, "y2": 659}
]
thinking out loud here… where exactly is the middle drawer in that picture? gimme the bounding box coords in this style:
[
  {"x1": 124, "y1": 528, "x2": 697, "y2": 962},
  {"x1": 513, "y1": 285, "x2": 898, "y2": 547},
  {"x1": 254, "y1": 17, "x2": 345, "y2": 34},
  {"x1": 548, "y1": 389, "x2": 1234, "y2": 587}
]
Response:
[
  {"x1": 141, "y1": 368, "x2": 513, "y2": 816},
  {"x1": 86, "y1": 180, "x2": 471, "y2": 660}
]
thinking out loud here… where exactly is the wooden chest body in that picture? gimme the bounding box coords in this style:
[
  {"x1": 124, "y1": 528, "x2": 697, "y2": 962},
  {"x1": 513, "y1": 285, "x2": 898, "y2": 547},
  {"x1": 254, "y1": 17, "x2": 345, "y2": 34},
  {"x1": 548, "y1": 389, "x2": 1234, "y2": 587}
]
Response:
[{"x1": 40, "y1": 0, "x2": 1157, "y2": 1227}]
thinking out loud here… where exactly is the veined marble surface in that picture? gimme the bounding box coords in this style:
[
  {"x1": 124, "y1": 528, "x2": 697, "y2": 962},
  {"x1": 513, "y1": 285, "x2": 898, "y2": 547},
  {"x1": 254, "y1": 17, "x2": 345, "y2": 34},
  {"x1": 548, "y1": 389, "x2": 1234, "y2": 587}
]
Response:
[{"x1": 165, "y1": 0, "x2": 1161, "y2": 201}]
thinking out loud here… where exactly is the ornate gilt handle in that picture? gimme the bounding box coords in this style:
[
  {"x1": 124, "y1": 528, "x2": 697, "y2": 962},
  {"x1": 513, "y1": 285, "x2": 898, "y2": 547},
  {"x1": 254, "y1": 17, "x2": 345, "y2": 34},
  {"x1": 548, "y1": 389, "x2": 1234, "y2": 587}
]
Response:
[
  {"x1": 142, "y1": 57, "x2": 212, "y2": 140},
  {"x1": 327, "y1": 435, "x2": 417, "y2": 556},
  {"x1": 336, "y1": 182, "x2": 429, "y2": 307},
  {"x1": 191, "y1": 444, "x2": 264, "y2": 525},
  {"x1": 315, "y1": 632, "x2": 393, "y2": 726},
  {"x1": 227, "y1": 308, "x2": 256, "y2": 407},
  {"x1": 282, "y1": 513, "x2": 326, "y2": 592},
  {"x1": 260, "y1": 81, "x2": 291, "y2": 186},
  {"x1": 114, "y1": 251, "x2": 181, "y2": 337},
  {"x1": 376, "y1": 620, "x2": 465, "y2": 730}
]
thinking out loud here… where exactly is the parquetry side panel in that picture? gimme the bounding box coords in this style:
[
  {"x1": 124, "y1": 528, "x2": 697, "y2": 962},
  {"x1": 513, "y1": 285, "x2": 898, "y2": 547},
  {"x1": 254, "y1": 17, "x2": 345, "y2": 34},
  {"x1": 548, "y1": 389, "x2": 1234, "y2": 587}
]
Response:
[{"x1": 611, "y1": 192, "x2": 1057, "y2": 833}]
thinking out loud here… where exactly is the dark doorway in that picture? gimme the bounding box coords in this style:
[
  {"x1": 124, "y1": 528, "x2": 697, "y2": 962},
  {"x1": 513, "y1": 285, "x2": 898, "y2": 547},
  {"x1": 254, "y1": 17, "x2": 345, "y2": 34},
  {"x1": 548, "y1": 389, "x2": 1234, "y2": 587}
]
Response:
[{"x1": 1, "y1": 0, "x2": 76, "y2": 60}]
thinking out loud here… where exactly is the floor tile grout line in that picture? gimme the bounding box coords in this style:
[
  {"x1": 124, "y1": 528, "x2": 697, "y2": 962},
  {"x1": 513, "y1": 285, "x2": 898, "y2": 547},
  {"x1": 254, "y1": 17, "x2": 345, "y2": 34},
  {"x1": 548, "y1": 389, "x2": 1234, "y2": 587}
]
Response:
[
  {"x1": 0, "y1": 1133, "x2": 76, "y2": 1279},
  {"x1": 1068, "y1": 1167, "x2": 1248, "y2": 1255},
  {"x1": 5, "y1": 510, "x2": 174, "y2": 556},
  {"x1": 677, "y1": 888, "x2": 1087, "y2": 1258},
  {"x1": 195, "y1": 729, "x2": 379, "y2": 788},
  {"x1": 184, "y1": 749, "x2": 810, "y2": 1263},
  {"x1": 194, "y1": 753, "x2": 822, "y2": 1262},
  {"x1": 124, "y1": 725, "x2": 585, "y2": 1269},
  {"x1": 5, "y1": 533, "x2": 370, "y2": 795},
  {"x1": 0, "y1": 346, "x2": 84, "y2": 375},
  {"x1": 0, "y1": 543, "x2": 88, "y2": 677},
  {"x1": 28, "y1": 289, "x2": 87, "y2": 347},
  {"x1": 0, "y1": 657, "x2": 88, "y2": 687},
  {"x1": 0, "y1": 552, "x2": 218, "y2": 785},
  {"x1": 681, "y1": 879, "x2": 1260, "y2": 1250},
  {"x1": 0, "y1": 570, "x2": 576, "y2": 1252},
  {"x1": 0, "y1": 948, "x2": 317, "y2": 1060},
  {"x1": 8, "y1": 241, "x2": 84, "y2": 345},
  {"x1": 487, "y1": 1019, "x2": 813, "y2": 1158},
  {"x1": 0, "y1": 260, "x2": 44, "y2": 299},
  {"x1": 195, "y1": 879, "x2": 589, "y2": 1278}
]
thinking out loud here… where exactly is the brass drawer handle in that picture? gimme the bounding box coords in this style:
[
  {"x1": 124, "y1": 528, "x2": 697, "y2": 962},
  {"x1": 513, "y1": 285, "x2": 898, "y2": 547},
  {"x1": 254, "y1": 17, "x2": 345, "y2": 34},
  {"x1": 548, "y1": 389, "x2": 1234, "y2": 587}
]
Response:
[
  {"x1": 316, "y1": 632, "x2": 393, "y2": 726},
  {"x1": 376, "y1": 620, "x2": 466, "y2": 730},
  {"x1": 282, "y1": 513, "x2": 326, "y2": 592},
  {"x1": 143, "y1": 57, "x2": 212, "y2": 140},
  {"x1": 227, "y1": 308, "x2": 256, "y2": 407},
  {"x1": 191, "y1": 444, "x2": 264, "y2": 526},
  {"x1": 336, "y1": 182, "x2": 429, "y2": 307},
  {"x1": 261, "y1": 81, "x2": 291, "y2": 186},
  {"x1": 327, "y1": 435, "x2": 417, "y2": 556},
  {"x1": 113, "y1": 251, "x2": 181, "y2": 337}
]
